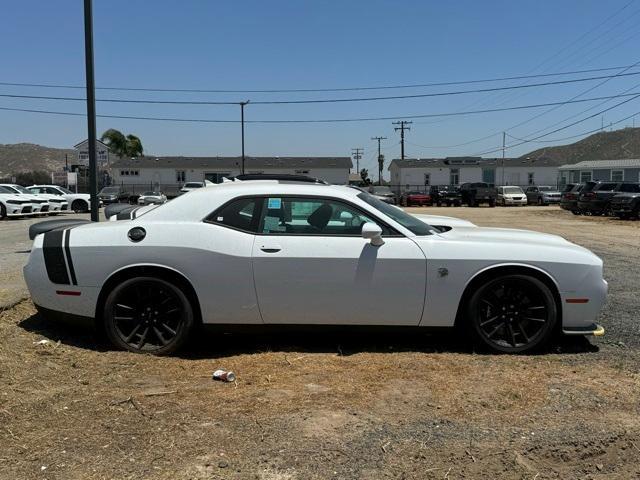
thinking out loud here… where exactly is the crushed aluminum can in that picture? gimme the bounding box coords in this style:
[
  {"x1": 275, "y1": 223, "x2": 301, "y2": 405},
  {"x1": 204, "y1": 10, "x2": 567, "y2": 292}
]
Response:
[{"x1": 212, "y1": 369, "x2": 236, "y2": 382}]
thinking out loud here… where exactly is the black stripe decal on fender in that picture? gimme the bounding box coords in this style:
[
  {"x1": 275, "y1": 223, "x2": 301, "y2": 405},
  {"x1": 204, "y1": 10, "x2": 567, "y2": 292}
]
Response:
[
  {"x1": 64, "y1": 228, "x2": 78, "y2": 285},
  {"x1": 43, "y1": 229, "x2": 70, "y2": 285}
]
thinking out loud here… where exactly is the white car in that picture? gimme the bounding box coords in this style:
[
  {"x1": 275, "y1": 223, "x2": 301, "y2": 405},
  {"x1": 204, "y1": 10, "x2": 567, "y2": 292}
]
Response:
[
  {"x1": 11, "y1": 185, "x2": 68, "y2": 214},
  {"x1": 0, "y1": 185, "x2": 34, "y2": 219},
  {"x1": 137, "y1": 191, "x2": 167, "y2": 205},
  {"x1": 497, "y1": 186, "x2": 528, "y2": 206},
  {"x1": 0, "y1": 184, "x2": 50, "y2": 214},
  {"x1": 23, "y1": 181, "x2": 607, "y2": 355},
  {"x1": 28, "y1": 185, "x2": 93, "y2": 213}
]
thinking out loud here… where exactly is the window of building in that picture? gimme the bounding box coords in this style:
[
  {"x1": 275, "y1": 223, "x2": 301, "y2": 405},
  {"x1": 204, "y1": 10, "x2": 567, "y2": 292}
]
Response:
[
  {"x1": 176, "y1": 170, "x2": 186, "y2": 182},
  {"x1": 580, "y1": 171, "x2": 592, "y2": 182},
  {"x1": 424, "y1": 173, "x2": 430, "y2": 186},
  {"x1": 527, "y1": 172, "x2": 535, "y2": 185},
  {"x1": 260, "y1": 197, "x2": 383, "y2": 236},
  {"x1": 295, "y1": 169, "x2": 310, "y2": 174},
  {"x1": 482, "y1": 168, "x2": 495, "y2": 184},
  {"x1": 611, "y1": 170, "x2": 624, "y2": 182},
  {"x1": 206, "y1": 197, "x2": 261, "y2": 233},
  {"x1": 449, "y1": 168, "x2": 459, "y2": 185}
]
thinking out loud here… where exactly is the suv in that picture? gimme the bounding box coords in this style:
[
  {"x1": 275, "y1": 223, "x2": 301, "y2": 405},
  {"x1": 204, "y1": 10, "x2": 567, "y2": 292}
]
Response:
[
  {"x1": 459, "y1": 182, "x2": 496, "y2": 207},
  {"x1": 496, "y1": 186, "x2": 527, "y2": 206},
  {"x1": 560, "y1": 183, "x2": 584, "y2": 215},
  {"x1": 98, "y1": 186, "x2": 130, "y2": 204},
  {"x1": 609, "y1": 183, "x2": 640, "y2": 219},
  {"x1": 429, "y1": 185, "x2": 462, "y2": 206},
  {"x1": 577, "y1": 181, "x2": 629, "y2": 216},
  {"x1": 525, "y1": 186, "x2": 562, "y2": 205}
]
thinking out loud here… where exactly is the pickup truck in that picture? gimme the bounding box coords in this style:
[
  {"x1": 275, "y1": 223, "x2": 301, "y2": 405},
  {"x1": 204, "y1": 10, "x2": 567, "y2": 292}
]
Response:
[{"x1": 459, "y1": 182, "x2": 497, "y2": 207}]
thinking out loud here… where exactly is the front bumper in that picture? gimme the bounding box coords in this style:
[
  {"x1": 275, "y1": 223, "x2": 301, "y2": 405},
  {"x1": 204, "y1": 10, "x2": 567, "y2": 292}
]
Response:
[
  {"x1": 501, "y1": 197, "x2": 527, "y2": 205},
  {"x1": 563, "y1": 324, "x2": 605, "y2": 336}
]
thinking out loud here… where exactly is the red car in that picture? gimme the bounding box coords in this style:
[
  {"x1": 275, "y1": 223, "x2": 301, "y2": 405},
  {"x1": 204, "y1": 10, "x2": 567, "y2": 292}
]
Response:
[{"x1": 400, "y1": 191, "x2": 432, "y2": 206}]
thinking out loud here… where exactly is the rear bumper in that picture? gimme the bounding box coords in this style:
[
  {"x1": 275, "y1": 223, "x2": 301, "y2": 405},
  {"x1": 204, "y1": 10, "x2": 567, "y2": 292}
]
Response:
[{"x1": 34, "y1": 303, "x2": 95, "y2": 329}]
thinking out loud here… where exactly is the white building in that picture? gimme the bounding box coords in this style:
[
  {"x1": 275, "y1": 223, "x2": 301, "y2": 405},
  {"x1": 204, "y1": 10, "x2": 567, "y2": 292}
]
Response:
[
  {"x1": 73, "y1": 139, "x2": 110, "y2": 167},
  {"x1": 388, "y1": 157, "x2": 562, "y2": 195},
  {"x1": 109, "y1": 156, "x2": 352, "y2": 194},
  {"x1": 558, "y1": 159, "x2": 640, "y2": 184}
]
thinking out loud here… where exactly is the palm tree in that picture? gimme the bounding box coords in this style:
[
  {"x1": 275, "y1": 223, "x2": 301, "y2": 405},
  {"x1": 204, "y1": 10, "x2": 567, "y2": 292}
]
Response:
[{"x1": 100, "y1": 129, "x2": 144, "y2": 157}]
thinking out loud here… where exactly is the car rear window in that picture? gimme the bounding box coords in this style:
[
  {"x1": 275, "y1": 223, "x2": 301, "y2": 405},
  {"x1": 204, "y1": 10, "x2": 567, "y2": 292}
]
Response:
[
  {"x1": 619, "y1": 183, "x2": 640, "y2": 193},
  {"x1": 595, "y1": 183, "x2": 617, "y2": 191}
]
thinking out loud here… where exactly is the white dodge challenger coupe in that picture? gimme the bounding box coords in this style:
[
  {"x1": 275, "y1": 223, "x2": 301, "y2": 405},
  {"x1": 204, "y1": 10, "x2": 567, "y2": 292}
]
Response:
[{"x1": 23, "y1": 180, "x2": 607, "y2": 355}]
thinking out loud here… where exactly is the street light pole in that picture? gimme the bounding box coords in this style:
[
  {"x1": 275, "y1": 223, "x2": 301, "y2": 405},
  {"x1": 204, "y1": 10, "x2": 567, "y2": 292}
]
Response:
[
  {"x1": 83, "y1": 0, "x2": 99, "y2": 221},
  {"x1": 240, "y1": 101, "x2": 249, "y2": 174}
]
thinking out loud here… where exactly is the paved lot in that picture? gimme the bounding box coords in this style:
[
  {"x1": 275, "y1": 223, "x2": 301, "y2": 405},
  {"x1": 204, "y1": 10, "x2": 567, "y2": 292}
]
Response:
[{"x1": 1, "y1": 205, "x2": 640, "y2": 479}]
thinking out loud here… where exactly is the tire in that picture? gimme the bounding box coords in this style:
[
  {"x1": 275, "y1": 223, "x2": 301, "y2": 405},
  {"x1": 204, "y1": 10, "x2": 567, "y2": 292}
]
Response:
[
  {"x1": 466, "y1": 274, "x2": 557, "y2": 353},
  {"x1": 436, "y1": 201, "x2": 442, "y2": 207},
  {"x1": 489, "y1": 199, "x2": 496, "y2": 208},
  {"x1": 0, "y1": 203, "x2": 6, "y2": 220},
  {"x1": 538, "y1": 198, "x2": 544, "y2": 206},
  {"x1": 571, "y1": 210, "x2": 581, "y2": 215},
  {"x1": 103, "y1": 276, "x2": 195, "y2": 355},
  {"x1": 72, "y1": 199, "x2": 89, "y2": 213}
]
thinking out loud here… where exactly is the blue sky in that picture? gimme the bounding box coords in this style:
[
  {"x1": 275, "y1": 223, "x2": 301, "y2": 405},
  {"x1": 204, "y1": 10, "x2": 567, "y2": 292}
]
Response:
[{"x1": 1, "y1": 0, "x2": 640, "y2": 174}]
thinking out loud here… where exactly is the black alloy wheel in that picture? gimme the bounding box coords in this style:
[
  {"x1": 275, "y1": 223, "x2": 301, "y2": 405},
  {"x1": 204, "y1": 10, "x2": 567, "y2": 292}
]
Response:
[
  {"x1": 104, "y1": 277, "x2": 194, "y2": 354},
  {"x1": 0, "y1": 204, "x2": 6, "y2": 220},
  {"x1": 72, "y1": 200, "x2": 88, "y2": 213},
  {"x1": 468, "y1": 274, "x2": 557, "y2": 353}
]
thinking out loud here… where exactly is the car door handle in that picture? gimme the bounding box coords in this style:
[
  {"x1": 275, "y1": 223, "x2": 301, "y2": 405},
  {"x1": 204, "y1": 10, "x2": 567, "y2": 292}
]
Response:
[{"x1": 260, "y1": 246, "x2": 282, "y2": 253}]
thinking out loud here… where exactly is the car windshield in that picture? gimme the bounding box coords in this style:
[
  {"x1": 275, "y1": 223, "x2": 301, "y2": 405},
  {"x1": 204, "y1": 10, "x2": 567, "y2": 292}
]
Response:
[
  {"x1": 57, "y1": 187, "x2": 73, "y2": 194},
  {"x1": 10, "y1": 185, "x2": 32, "y2": 194},
  {"x1": 407, "y1": 191, "x2": 424, "y2": 195},
  {"x1": 357, "y1": 192, "x2": 435, "y2": 235},
  {"x1": 185, "y1": 183, "x2": 203, "y2": 188},
  {"x1": 371, "y1": 186, "x2": 392, "y2": 195},
  {"x1": 0, "y1": 186, "x2": 12, "y2": 194},
  {"x1": 538, "y1": 186, "x2": 555, "y2": 191},
  {"x1": 100, "y1": 187, "x2": 120, "y2": 194},
  {"x1": 503, "y1": 187, "x2": 523, "y2": 194}
]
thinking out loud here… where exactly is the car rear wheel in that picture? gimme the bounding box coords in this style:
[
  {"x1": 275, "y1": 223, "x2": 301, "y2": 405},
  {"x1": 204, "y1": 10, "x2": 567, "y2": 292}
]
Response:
[
  {"x1": 103, "y1": 276, "x2": 194, "y2": 355},
  {"x1": 0, "y1": 204, "x2": 6, "y2": 220},
  {"x1": 538, "y1": 198, "x2": 544, "y2": 206},
  {"x1": 72, "y1": 200, "x2": 88, "y2": 213},
  {"x1": 467, "y1": 274, "x2": 557, "y2": 353}
]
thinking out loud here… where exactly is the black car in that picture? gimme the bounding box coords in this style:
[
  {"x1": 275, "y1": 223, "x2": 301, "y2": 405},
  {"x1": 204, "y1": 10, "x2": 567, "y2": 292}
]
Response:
[
  {"x1": 459, "y1": 182, "x2": 497, "y2": 207},
  {"x1": 577, "y1": 181, "x2": 630, "y2": 215},
  {"x1": 98, "y1": 186, "x2": 130, "y2": 204},
  {"x1": 609, "y1": 183, "x2": 640, "y2": 219},
  {"x1": 560, "y1": 183, "x2": 584, "y2": 215},
  {"x1": 429, "y1": 185, "x2": 462, "y2": 206}
]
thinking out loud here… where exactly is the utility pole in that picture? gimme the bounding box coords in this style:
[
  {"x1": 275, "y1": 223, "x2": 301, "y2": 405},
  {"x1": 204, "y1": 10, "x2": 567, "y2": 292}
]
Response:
[
  {"x1": 351, "y1": 148, "x2": 364, "y2": 174},
  {"x1": 240, "y1": 100, "x2": 249, "y2": 174},
  {"x1": 393, "y1": 121, "x2": 412, "y2": 159},
  {"x1": 501, "y1": 131, "x2": 506, "y2": 186},
  {"x1": 83, "y1": 0, "x2": 99, "y2": 221},
  {"x1": 371, "y1": 136, "x2": 386, "y2": 185}
]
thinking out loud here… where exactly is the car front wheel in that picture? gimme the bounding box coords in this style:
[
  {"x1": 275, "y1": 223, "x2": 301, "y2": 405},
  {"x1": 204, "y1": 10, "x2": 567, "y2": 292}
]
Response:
[
  {"x1": 467, "y1": 274, "x2": 557, "y2": 353},
  {"x1": 72, "y1": 200, "x2": 89, "y2": 213},
  {"x1": 103, "y1": 276, "x2": 194, "y2": 355}
]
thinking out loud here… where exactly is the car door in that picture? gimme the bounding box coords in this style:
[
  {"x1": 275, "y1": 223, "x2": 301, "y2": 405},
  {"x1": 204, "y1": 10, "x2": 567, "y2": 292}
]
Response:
[{"x1": 251, "y1": 196, "x2": 427, "y2": 326}]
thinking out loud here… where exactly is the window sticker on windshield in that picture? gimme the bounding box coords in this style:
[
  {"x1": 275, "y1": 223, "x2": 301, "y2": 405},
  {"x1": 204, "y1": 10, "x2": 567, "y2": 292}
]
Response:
[{"x1": 267, "y1": 198, "x2": 282, "y2": 210}]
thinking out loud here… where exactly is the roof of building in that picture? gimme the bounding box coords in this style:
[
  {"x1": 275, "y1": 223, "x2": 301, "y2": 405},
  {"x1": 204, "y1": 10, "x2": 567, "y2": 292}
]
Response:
[
  {"x1": 110, "y1": 156, "x2": 352, "y2": 170},
  {"x1": 388, "y1": 156, "x2": 563, "y2": 169},
  {"x1": 74, "y1": 138, "x2": 109, "y2": 149},
  {"x1": 558, "y1": 159, "x2": 640, "y2": 170}
]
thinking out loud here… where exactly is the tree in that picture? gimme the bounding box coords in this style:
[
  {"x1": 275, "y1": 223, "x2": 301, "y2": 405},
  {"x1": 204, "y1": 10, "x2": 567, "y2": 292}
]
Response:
[
  {"x1": 100, "y1": 129, "x2": 144, "y2": 158},
  {"x1": 360, "y1": 168, "x2": 372, "y2": 185}
]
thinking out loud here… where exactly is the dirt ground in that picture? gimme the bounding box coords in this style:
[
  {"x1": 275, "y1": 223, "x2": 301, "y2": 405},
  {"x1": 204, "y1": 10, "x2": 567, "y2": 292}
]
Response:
[{"x1": 1, "y1": 206, "x2": 639, "y2": 480}]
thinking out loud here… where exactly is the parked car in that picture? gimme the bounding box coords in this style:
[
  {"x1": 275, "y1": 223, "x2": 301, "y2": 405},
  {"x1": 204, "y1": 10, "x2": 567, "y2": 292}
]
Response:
[
  {"x1": 459, "y1": 182, "x2": 497, "y2": 207},
  {"x1": 399, "y1": 190, "x2": 431, "y2": 206},
  {"x1": 28, "y1": 185, "x2": 95, "y2": 213},
  {"x1": 25, "y1": 181, "x2": 607, "y2": 355},
  {"x1": 98, "y1": 186, "x2": 130, "y2": 205},
  {"x1": 0, "y1": 185, "x2": 34, "y2": 219},
  {"x1": 429, "y1": 185, "x2": 462, "y2": 206},
  {"x1": 608, "y1": 183, "x2": 640, "y2": 219},
  {"x1": 180, "y1": 181, "x2": 208, "y2": 194},
  {"x1": 137, "y1": 191, "x2": 168, "y2": 205},
  {"x1": 368, "y1": 185, "x2": 396, "y2": 204},
  {"x1": 560, "y1": 183, "x2": 584, "y2": 215},
  {"x1": 525, "y1": 186, "x2": 562, "y2": 205},
  {"x1": 577, "y1": 181, "x2": 628, "y2": 216},
  {"x1": 0, "y1": 183, "x2": 50, "y2": 214},
  {"x1": 496, "y1": 186, "x2": 527, "y2": 206}
]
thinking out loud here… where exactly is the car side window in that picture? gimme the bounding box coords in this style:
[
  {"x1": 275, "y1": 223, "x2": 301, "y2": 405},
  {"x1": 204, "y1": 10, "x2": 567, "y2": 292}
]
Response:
[
  {"x1": 259, "y1": 197, "x2": 388, "y2": 236},
  {"x1": 47, "y1": 187, "x2": 61, "y2": 195},
  {"x1": 206, "y1": 197, "x2": 261, "y2": 233}
]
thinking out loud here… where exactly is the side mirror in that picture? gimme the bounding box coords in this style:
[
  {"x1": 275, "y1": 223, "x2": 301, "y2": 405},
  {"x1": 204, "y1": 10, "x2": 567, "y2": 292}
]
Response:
[{"x1": 361, "y1": 222, "x2": 384, "y2": 246}]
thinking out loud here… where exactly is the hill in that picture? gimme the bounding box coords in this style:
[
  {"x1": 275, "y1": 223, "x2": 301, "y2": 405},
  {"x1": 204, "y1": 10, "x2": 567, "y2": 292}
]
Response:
[
  {"x1": 521, "y1": 127, "x2": 640, "y2": 163},
  {"x1": 0, "y1": 143, "x2": 75, "y2": 177}
]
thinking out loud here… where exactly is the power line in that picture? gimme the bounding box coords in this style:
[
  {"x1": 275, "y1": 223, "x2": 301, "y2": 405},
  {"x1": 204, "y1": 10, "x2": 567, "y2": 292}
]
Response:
[
  {"x1": 3, "y1": 71, "x2": 640, "y2": 106},
  {"x1": 1, "y1": 65, "x2": 638, "y2": 94},
  {"x1": 2, "y1": 92, "x2": 640, "y2": 124}
]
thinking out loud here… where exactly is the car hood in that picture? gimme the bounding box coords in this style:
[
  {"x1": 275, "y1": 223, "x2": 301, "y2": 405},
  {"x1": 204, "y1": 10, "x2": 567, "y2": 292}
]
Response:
[
  {"x1": 500, "y1": 193, "x2": 524, "y2": 198},
  {"x1": 412, "y1": 214, "x2": 476, "y2": 228},
  {"x1": 0, "y1": 194, "x2": 30, "y2": 202},
  {"x1": 438, "y1": 225, "x2": 576, "y2": 248}
]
